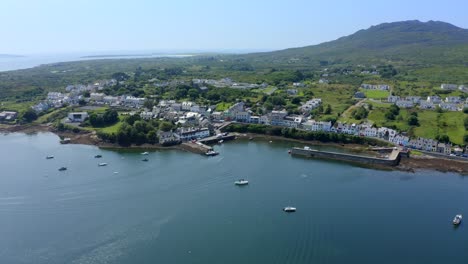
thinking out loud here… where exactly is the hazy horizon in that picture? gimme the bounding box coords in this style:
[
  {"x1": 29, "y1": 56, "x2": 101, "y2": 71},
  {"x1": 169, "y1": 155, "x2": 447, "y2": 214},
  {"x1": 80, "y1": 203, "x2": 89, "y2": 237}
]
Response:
[{"x1": 1, "y1": 0, "x2": 467, "y2": 55}]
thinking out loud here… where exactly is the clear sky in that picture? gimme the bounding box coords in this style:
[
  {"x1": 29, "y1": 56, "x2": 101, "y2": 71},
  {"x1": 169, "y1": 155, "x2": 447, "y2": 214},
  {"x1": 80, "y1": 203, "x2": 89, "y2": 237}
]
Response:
[{"x1": 1, "y1": 0, "x2": 467, "y2": 55}]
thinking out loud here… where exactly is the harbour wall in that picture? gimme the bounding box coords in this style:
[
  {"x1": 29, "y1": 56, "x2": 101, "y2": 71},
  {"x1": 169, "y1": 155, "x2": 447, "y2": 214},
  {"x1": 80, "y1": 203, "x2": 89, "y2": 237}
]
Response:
[{"x1": 290, "y1": 147, "x2": 401, "y2": 166}]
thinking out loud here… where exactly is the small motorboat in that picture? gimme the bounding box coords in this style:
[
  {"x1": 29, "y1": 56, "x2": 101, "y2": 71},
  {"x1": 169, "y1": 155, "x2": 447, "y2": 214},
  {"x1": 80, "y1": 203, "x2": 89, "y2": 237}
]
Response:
[
  {"x1": 46, "y1": 155, "x2": 54, "y2": 159},
  {"x1": 453, "y1": 214, "x2": 462, "y2": 225},
  {"x1": 283, "y1": 206, "x2": 296, "y2": 212},
  {"x1": 249, "y1": 137, "x2": 253, "y2": 141},
  {"x1": 142, "y1": 158, "x2": 149, "y2": 162},
  {"x1": 98, "y1": 163, "x2": 108, "y2": 166},
  {"x1": 141, "y1": 152, "x2": 149, "y2": 155},
  {"x1": 94, "y1": 155, "x2": 102, "y2": 158},
  {"x1": 218, "y1": 140, "x2": 224, "y2": 144},
  {"x1": 113, "y1": 171, "x2": 119, "y2": 174},
  {"x1": 235, "y1": 179, "x2": 249, "y2": 186},
  {"x1": 58, "y1": 167, "x2": 67, "y2": 171},
  {"x1": 205, "y1": 150, "x2": 219, "y2": 156}
]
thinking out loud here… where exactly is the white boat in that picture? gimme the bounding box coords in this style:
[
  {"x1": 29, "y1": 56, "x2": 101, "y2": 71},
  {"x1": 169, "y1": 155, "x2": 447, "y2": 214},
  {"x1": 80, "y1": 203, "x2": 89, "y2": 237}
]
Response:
[
  {"x1": 98, "y1": 163, "x2": 108, "y2": 166},
  {"x1": 46, "y1": 155, "x2": 54, "y2": 159},
  {"x1": 283, "y1": 206, "x2": 297, "y2": 212},
  {"x1": 234, "y1": 179, "x2": 249, "y2": 186},
  {"x1": 453, "y1": 214, "x2": 462, "y2": 225},
  {"x1": 141, "y1": 152, "x2": 149, "y2": 155},
  {"x1": 205, "y1": 150, "x2": 219, "y2": 156},
  {"x1": 113, "y1": 171, "x2": 119, "y2": 174},
  {"x1": 218, "y1": 140, "x2": 224, "y2": 143}
]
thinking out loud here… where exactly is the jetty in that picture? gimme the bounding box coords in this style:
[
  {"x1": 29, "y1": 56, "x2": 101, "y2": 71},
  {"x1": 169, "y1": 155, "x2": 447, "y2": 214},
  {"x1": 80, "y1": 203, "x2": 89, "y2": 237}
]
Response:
[
  {"x1": 290, "y1": 147, "x2": 401, "y2": 166},
  {"x1": 181, "y1": 142, "x2": 213, "y2": 154},
  {"x1": 198, "y1": 133, "x2": 236, "y2": 144}
]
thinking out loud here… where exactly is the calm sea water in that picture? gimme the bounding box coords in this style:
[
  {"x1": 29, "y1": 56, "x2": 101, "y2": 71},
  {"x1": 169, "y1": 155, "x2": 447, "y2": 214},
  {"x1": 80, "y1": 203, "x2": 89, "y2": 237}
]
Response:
[{"x1": 0, "y1": 133, "x2": 467, "y2": 264}]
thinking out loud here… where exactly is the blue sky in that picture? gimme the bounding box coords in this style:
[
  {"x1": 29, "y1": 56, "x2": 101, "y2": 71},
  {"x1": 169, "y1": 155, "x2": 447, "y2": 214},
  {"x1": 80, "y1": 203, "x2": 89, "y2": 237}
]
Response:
[{"x1": 1, "y1": 0, "x2": 467, "y2": 54}]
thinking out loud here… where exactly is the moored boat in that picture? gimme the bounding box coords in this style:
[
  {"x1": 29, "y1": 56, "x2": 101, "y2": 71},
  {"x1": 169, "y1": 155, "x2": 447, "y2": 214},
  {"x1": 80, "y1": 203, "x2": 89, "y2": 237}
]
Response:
[
  {"x1": 453, "y1": 214, "x2": 462, "y2": 225},
  {"x1": 141, "y1": 152, "x2": 149, "y2": 155},
  {"x1": 234, "y1": 179, "x2": 249, "y2": 186},
  {"x1": 142, "y1": 158, "x2": 149, "y2": 162},
  {"x1": 58, "y1": 167, "x2": 67, "y2": 171},
  {"x1": 98, "y1": 163, "x2": 108, "y2": 166},
  {"x1": 94, "y1": 155, "x2": 102, "y2": 158},
  {"x1": 283, "y1": 206, "x2": 296, "y2": 212},
  {"x1": 46, "y1": 155, "x2": 54, "y2": 159},
  {"x1": 205, "y1": 150, "x2": 219, "y2": 156}
]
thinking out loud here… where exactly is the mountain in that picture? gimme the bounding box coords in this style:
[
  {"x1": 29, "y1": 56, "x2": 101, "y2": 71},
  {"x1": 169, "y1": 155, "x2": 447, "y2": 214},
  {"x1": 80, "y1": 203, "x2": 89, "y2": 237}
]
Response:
[{"x1": 242, "y1": 20, "x2": 468, "y2": 66}]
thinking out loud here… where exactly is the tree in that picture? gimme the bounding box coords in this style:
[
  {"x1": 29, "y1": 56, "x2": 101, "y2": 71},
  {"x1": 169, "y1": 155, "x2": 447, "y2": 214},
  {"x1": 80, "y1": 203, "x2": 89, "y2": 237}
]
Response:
[
  {"x1": 159, "y1": 121, "x2": 173, "y2": 132},
  {"x1": 291, "y1": 97, "x2": 301, "y2": 105},
  {"x1": 324, "y1": 104, "x2": 332, "y2": 114},
  {"x1": 78, "y1": 99, "x2": 87, "y2": 106},
  {"x1": 464, "y1": 116, "x2": 468, "y2": 130},
  {"x1": 143, "y1": 100, "x2": 155, "y2": 110},
  {"x1": 463, "y1": 107, "x2": 468, "y2": 114},
  {"x1": 437, "y1": 134, "x2": 450, "y2": 143},
  {"x1": 21, "y1": 108, "x2": 37, "y2": 122},
  {"x1": 408, "y1": 115, "x2": 419, "y2": 126},
  {"x1": 188, "y1": 89, "x2": 199, "y2": 100}
]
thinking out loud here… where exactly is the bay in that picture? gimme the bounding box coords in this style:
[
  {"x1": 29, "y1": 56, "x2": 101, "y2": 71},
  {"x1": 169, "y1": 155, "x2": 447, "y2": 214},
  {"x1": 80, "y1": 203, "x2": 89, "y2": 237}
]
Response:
[{"x1": 0, "y1": 132, "x2": 466, "y2": 264}]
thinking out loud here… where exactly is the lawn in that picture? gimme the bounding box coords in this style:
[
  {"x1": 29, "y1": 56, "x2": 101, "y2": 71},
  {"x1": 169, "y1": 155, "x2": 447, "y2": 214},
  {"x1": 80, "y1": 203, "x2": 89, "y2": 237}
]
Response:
[
  {"x1": 216, "y1": 102, "x2": 232, "y2": 111},
  {"x1": 361, "y1": 89, "x2": 390, "y2": 99},
  {"x1": 98, "y1": 121, "x2": 122, "y2": 134}
]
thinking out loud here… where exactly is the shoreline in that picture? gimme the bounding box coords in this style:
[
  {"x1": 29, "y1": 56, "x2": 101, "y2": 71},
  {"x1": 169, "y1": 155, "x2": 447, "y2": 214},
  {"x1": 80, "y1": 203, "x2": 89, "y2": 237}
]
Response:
[{"x1": 1, "y1": 124, "x2": 467, "y2": 174}]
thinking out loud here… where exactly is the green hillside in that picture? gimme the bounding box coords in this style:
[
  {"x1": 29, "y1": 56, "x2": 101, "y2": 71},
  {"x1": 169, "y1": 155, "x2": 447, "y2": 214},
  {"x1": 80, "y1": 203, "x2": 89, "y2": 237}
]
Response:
[{"x1": 241, "y1": 20, "x2": 468, "y2": 67}]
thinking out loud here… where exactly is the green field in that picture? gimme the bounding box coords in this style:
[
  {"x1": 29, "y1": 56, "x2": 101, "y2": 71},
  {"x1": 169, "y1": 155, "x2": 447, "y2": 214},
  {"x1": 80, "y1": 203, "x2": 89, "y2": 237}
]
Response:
[
  {"x1": 361, "y1": 89, "x2": 390, "y2": 99},
  {"x1": 216, "y1": 102, "x2": 232, "y2": 111}
]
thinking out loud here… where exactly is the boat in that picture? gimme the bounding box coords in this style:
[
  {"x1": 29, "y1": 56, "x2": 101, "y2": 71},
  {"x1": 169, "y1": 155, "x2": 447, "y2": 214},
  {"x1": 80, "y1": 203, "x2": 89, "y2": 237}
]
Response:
[
  {"x1": 218, "y1": 140, "x2": 224, "y2": 144},
  {"x1": 58, "y1": 167, "x2": 67, "y2": 171},
  {"x1": 249, "y1": 137, "x2": 253, "y2": 140},
  {"x1": 234, "y1": 179, "x2": 249, "y2": 186},
  {"x1": 283, "y1": 206, "x2": 296, "y2": 212},
  {"x1": 94, "y1": 155, "x2": 102, "y2": 158},
  {"x1": 46, "y1": 155, "x2": 54, "y2": 159},
  {"x1": 453, "y1": 214, "x2": 462, "y2": 225},
  {"x1": 113, "y1": 171, "x2": 119, "y2": 174},
  {"x1": 142, "y1": 158, "x2": 149, "y2": 162},
  {"x1": 205, "y1": 150, "x2": 219, "y2": 156},
  {"x1": 98, "y1": 163, "x2": 108, "y2": 166},
  {"x1": 141, "y1": 152, "x2": 149, "y2": 155}
]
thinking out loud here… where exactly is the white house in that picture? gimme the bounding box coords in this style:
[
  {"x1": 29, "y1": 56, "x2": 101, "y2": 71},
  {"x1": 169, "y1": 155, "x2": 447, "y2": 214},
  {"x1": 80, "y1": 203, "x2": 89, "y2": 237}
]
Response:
[
  {"x1": 177, "y1": 127, "x2": 210, "y2": 141},
  {"x1": 427, "y1": 96, "x2": 442, "y2": 104},
  {"x1": 396, "y1": 100, "x2": 414, "y2": 108},
  {"x1": 387, "y1": 96, "x2": 400, "y2": 103},
  {"x1": 67, "y1": 112, "x2": 89, "y2": 123},
  {"x1": 419, "y1": 101, "x2": 435, "y2": 110},
  {"x1": 90, "y1": 93, "x2": 105, "y2": 101},
  {"x1": 441, "y1": 84, "x2": 458, "y2": 90},
  {"x1": 445, "y1": 96, "x2": 461, "y2": 104}
]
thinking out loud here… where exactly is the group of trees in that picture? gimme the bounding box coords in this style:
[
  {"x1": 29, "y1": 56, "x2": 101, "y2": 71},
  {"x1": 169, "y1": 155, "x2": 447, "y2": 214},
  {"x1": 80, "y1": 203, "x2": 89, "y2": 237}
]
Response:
[
  {"x1": 98, "y1": 114, "x2": 176, "y2": 146},
  {"x1": 87, "y1": 109, "x2": 119, "y2": 127},
  {"x1": 351, "y1": 106, "x2": 369, "y2": 120},
  {"x1": 384, "y1": 104, "x2": 400, "y2": 120},
  {"x1": 407, "y1": 112, "x2": 420, "y2": 126}
]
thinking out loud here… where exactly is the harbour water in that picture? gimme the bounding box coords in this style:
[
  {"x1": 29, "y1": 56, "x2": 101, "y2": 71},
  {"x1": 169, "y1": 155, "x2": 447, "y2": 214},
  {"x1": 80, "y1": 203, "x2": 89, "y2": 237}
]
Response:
[{"x1": 0, "y1": 132, "x2": 467, "y2": 264}]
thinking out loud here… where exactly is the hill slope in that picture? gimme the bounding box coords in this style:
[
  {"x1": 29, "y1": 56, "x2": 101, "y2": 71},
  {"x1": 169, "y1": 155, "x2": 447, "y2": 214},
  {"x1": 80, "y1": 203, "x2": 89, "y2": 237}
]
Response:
[{"x1": 242, "y1": 20, "x2": 468, "y2": 66}]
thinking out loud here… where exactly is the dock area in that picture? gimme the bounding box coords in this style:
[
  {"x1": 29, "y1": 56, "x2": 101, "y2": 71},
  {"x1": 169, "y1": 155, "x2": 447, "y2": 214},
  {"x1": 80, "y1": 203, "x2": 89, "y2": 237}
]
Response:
[
  {"x1": 290, "y1": 147, "x2": 401, "y2": 166},
  {"x1": 180, "y1": 142, "x2": 213, "y2": 154},
  {"x1": 198, "y1": 133, "x2": 236, "y2": 144}
]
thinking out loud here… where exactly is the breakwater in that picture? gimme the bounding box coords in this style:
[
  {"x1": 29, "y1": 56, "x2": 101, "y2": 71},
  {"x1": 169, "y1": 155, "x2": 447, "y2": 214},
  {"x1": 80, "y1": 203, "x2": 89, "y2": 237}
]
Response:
[{"x1": 290, "y1": 147, "x2": 401, "y2": 166}]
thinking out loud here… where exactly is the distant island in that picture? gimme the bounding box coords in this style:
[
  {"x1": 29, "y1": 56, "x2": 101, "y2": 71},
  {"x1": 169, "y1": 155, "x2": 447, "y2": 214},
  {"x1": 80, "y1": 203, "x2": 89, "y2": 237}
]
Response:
[
  {"x1": 81, "y1": 54, "x2": 194, "y2": 59},
  {"x1": 0, "y1": 54, "x2": 24, "y2": 58}
]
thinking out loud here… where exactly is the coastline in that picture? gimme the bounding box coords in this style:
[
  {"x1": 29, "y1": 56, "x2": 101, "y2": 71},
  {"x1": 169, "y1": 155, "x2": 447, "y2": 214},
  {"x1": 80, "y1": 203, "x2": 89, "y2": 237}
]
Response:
[{"x1": 1, "y1": 124, "x2": 467, "y2": 174}]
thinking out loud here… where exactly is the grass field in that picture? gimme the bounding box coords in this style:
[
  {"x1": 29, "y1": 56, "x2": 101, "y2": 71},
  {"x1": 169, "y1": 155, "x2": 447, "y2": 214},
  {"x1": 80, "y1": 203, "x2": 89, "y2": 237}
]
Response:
[
  {"x1": 216, "y1": 102, "x2": 232, "y2": 111},
  {"x1": 361, "y1": 89, "x2": 390, "y2": 99}
]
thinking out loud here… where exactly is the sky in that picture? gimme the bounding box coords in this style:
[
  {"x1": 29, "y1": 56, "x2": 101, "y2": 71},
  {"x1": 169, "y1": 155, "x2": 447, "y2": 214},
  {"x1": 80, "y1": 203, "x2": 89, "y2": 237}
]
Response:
[{"x1": 1, "y1": 0, "x2": 467, "y2": 55}]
